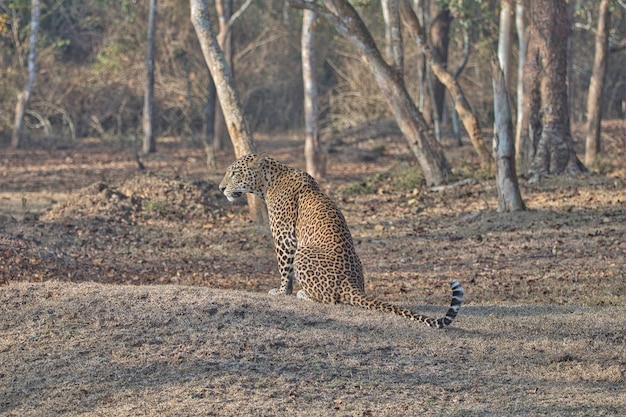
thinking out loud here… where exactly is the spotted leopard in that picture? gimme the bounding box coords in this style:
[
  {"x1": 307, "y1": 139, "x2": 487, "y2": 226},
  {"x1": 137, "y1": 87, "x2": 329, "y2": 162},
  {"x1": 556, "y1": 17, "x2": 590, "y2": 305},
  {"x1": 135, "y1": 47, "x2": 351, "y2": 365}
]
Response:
[{"x1": 219, "y1": 154, "x2": 464, "y2": 328}]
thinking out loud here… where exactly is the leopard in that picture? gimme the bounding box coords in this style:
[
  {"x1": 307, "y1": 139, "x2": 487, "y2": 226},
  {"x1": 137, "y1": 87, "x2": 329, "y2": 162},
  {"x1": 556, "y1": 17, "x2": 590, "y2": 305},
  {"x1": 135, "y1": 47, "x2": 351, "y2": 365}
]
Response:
[{"x1": 219, "y1": 154, "x2": 464, "y2": 328}]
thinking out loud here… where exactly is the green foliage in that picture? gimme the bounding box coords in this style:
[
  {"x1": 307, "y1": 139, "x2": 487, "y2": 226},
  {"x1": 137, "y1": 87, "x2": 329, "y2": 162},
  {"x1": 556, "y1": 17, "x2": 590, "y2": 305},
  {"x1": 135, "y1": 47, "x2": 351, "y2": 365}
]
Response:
[
  {"x1": 391, "y1": 164, "x2": 424, "y2": 191},
  {"x1": 142, "y1": 199, "x2": 167, "y2": 214}
]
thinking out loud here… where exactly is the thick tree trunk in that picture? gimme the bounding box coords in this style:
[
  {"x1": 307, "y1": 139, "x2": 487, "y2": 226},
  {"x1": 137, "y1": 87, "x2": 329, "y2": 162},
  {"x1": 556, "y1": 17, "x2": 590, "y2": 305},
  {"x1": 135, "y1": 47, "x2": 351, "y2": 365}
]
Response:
[
  {"x1": 401, "y1": 1, "x2": 492, "y2": 167},
  {"x1": 301, "y1": 9, "x2": 326, "y2": 179},
  {"x1": 142, "y1": 0, "x2": 157, "y2": 154},
  {"x1": 191, "y1": 0, "x2": 267, "y2": 223},
  {"x1": 291, "y1": 0, "x2": 452, "y2": 186},
  {"x1": 584, "y1": 0, "x2": 610, "y2": 167},
  {"x1": 11, "y1": 0, "x2": 40, "y2": 149},
  {"x1": 518, "y1": 0, "x2": 585, "y2": 180},
  {"x1": 491, "y1": 60, "x2": 525, "y2": 212},
  {"x1": 528, "y1": 0, "x2": 585, "y2": 181}
]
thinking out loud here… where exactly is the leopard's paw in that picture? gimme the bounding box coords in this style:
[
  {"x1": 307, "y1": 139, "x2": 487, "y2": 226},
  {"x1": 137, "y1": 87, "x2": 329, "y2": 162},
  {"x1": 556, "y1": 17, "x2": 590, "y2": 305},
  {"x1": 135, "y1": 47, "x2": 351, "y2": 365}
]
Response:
[{"x1": 268, "y1": 288, "x2": 288, "y2": 296}]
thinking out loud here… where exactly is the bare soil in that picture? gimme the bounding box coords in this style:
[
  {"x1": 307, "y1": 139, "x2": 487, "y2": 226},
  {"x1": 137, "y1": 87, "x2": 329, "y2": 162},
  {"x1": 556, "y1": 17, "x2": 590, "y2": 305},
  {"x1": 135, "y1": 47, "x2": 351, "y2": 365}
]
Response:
[{"x1": 0, "y1": 121, "x2": 624, "y2": 415}]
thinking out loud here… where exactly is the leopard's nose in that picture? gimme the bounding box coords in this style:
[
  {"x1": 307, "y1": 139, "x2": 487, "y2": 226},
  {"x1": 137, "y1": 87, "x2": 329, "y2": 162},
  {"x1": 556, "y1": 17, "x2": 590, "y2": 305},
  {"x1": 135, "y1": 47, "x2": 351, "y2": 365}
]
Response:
[{"x1": 219, "y1": 185, "x2": 226, "y2": 193}]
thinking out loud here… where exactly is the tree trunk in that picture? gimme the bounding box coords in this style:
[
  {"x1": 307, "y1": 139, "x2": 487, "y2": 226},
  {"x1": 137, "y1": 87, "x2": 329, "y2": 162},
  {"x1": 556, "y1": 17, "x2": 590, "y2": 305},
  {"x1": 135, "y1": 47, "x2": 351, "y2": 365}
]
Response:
[
  {"x1": 301, "y1": 9, "x2": 326, "y2": 179},
  {"x1": 212, "y1": 0, "x2": 232, "y2": 152},
  {"x1": 428, "y1": 5, "x2": 452, "y2": 125},
  {"x1": 401, "y1": 0, "x2": 492, "y2": 168},
  {"x1": 491, "y1": 59, "x2": 525, "y2": 212},
  {"x1": 514, "y1": 1, "x2": 529, "y2": 162},
  {"x1": 451, "y1": 27, "x2": 470, "y2": 146},
  {"x1": 584, "y1": 0, "x2": 610, "y2": 167},
  {"x1": 191, "y1": 0, "x2": 267, "y2": 223},
  {"x1": 381, "y1": 0, "x2": 403, "y2": 78},
  {"x1": 203, "y1": 77, "x2": 217, "y2": 169},
  {"x1": 527, "y1": 0, "x2": 585, "y2": 182},
  {"x1": 291, "y1": 0, "x2": 451, "y2": 186},
  {"x1": 142, "y1": 0, "x2": 157, "y2": 154},
  {"x1": 497, "y1": 0, "x2": 514, "y2": 92},
  {"x1": 11, "y1": 0, "x2": 40, "y2": 149}
]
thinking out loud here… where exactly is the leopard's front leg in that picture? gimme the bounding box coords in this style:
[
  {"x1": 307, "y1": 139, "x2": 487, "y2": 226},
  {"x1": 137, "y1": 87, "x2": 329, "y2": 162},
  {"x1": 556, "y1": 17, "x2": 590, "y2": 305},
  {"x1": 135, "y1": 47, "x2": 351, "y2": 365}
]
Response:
[{"x1": 268, "y1": 229, "x2": 296, "y2": 296}]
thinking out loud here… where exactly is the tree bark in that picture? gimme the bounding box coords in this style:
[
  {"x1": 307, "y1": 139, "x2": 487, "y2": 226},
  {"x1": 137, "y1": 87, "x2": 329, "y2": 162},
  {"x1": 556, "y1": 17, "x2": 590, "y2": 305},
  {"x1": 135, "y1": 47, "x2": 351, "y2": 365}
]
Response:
[
  {"x1": 491, "y1": 59, "x2": 525, "y2": 212},
  {"x1": 191, "y1": 0, "x2": 267, "y2": 223},
  {"x1": 291, "y1": 0, "x2": 451, "y2": 186},
  {"x1": 11, "y1": 0, "x2": 40, "y2": 149},
  {"x1": 584, "y1": 0, "x2": 610, "y2": 167},
  {"x1": 142, "y1": 0, "x2": 157, "y2": 154},
  {"x1": 401, "y1": 0, "x2": 492, "y2": 168},
  {"x1": 518, "y1": 0, "x2": 585, "y2": 180},
  {"x1": 301, "y1": 9, "x2": 326, "y2": 179}
]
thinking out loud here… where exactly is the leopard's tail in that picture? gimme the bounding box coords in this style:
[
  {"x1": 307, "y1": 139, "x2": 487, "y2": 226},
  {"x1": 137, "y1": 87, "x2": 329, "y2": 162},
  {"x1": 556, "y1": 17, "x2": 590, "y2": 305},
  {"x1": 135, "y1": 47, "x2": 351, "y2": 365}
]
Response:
[{"x1": 350, "y1": 280, "x2": 464, "y2": 329}]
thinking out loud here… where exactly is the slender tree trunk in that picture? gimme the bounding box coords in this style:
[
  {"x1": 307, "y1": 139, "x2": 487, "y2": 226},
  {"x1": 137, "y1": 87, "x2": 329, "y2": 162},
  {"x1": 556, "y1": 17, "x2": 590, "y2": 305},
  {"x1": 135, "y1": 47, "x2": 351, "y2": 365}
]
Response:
[
  {"x1": 142, "y1": 0, "x2": 157, "y2": 154},
  {"x1": 291, "y1": 0, "x2": 451, "y2": 186},
  {"x1": 428, "y1": 5, "x2": 451, "y2": 124},
  {"x1": 514, "y1": 1, "x2": 529, "y2": 162},
  {"x1": 491, "y1": 59, "x2": 525, "y2": 212},
  {"x1": 497, "y1": 0, "x2": 514, "y2": 92},
  {"x1": 212, "y1": 0, "x2": 232, "y2": 152},
  {"x1": 381, "y1": 0, "x2": 403, "y2": 78},
  {"x1": 401, "y1": 0, "x2": 492, "y2": 167},
  {"x1": 191, "y1": 0, "x2": 267, "y2": 223},
  {"x1": 203, "y1": 77, "x2": 218, "y2": 170},
  {"x1": 451, "y1": 27, "x2": 470, "y2": 146},
  {"x1": 584, "y1": 0, "x2": 610, "y2": 167},
  {"x1": 11, "y1": 0, "x2": 40, "y2": 149},
  {"x1": 301, "y1": 9, "x2": 326, "y2": 179}
]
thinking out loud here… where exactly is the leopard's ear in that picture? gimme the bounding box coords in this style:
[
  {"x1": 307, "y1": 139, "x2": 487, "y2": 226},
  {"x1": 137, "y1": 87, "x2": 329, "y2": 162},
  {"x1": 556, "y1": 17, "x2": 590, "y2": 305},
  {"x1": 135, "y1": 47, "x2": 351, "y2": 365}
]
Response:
[{"x1": 250, "y1": 152, "x2": 268, "y2": 167}]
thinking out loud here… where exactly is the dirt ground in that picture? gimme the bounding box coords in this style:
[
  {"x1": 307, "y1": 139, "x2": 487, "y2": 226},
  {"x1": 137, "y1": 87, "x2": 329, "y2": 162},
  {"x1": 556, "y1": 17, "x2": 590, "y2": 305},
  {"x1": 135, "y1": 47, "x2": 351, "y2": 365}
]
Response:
[{"x1": 0, "y1": 120, "x2": 624, "y2": 415}]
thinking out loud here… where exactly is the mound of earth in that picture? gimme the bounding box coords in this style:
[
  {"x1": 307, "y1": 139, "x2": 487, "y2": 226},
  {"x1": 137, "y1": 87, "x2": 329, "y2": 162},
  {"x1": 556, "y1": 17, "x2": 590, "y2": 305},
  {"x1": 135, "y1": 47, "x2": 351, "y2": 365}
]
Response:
[{"x1": 41, "y1": 173, "x2": 228, "y2": 225}]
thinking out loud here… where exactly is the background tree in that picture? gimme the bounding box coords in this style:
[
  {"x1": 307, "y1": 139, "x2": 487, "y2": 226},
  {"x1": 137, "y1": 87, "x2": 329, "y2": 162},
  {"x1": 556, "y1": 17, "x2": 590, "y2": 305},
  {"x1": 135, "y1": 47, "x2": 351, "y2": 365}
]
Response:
[
  {"x1": 514, "y1": 0, "x2": 529, "y2": 158},
  {"x1": 424, "y1": 2, "x2": 451, "y2": 131},
  {"x1": 401, "y1": 0, "x2": 492, "y2": 167},
  {"x1": 291, "y1": 0, "x2": 451, "y2": 186},
  {"x1": 301, "y1": 9, "x2": 326, "y2": 179},
  {"x1": 11, "y1": 0, "x2": 40, "y2": 149},
  {"x1": 492, "y1": 58, "x2": 525, "y2": 212},
  {"x1": 191, "y1": 0, "x2": 266, "y2": 223},
  {"x1": 381, "y1": 0, "x2": 403, "y2": 77},
  {"x1": 497, "y1": 0, "x2": 514, "y2": 92},
  {"x1": 518, "y1": 0, "x2": 586, "y2": 181},
  {"x1": 584, "y1": 0, "x2": 611, "y2": 167},
  {"x1": 142, "y1": 0, "x2": 157, "y2": 154}
]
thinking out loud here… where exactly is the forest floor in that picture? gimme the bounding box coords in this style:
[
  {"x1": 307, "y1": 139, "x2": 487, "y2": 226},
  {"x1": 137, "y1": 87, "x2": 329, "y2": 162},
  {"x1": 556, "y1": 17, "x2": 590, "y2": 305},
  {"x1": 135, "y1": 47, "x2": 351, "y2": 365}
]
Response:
[{"x1": 0, "y1": 120, "x2": 624, "y2": 416}]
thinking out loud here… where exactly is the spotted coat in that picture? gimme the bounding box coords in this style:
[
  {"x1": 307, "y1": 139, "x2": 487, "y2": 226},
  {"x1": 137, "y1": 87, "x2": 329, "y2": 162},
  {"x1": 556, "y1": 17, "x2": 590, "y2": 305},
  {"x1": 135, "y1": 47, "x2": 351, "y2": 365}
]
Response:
[{"x1": 219, "y1": 154, "x2": 464, "y2": 328}]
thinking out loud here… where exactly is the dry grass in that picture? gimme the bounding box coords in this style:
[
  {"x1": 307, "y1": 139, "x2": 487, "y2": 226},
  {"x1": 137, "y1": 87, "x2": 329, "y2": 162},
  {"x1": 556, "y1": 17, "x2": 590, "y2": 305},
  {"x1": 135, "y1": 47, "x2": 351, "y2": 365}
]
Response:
[
  {"x1": 1, "y1": 120, "x2": 624, "y2": 416},
  {"x1": 0, "y1": 282, "x2": 623, "y2": 416}
]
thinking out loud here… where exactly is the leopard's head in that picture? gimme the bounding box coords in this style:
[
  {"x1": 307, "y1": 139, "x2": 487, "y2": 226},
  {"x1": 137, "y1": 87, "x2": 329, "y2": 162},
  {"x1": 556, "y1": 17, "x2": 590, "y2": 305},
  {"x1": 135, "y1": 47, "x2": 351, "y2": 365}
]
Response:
[{"x1": 219, "y1": 154, "x2": 267, "y2": 202}]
